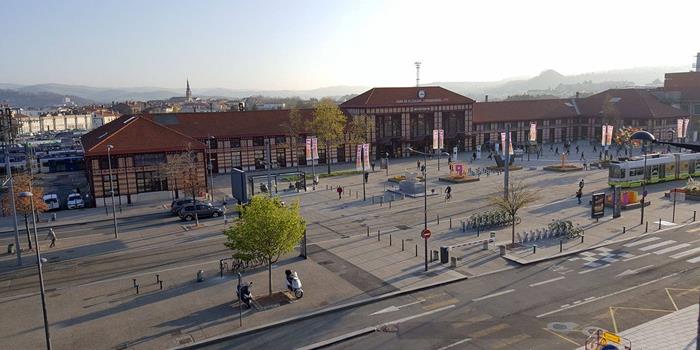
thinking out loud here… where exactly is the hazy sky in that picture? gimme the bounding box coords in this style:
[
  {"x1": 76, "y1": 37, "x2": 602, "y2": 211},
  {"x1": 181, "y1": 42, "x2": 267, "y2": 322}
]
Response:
[{"x1": 1, "y1": 0, "x2": 698, "y2": 90}]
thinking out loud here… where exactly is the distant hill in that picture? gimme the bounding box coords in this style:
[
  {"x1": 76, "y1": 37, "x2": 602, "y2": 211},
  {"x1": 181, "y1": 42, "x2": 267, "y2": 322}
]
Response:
[{"x1": 0, "y1": 89, "x2": 94, "y2": 108}]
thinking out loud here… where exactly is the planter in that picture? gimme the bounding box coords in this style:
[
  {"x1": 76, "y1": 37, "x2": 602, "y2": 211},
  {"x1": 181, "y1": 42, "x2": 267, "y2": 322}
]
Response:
[
  {"x1": 438, "y1": 176, "x2": 480, "y2": 183},
  {"x1": 543, "y1": 164, "x2": 583, "y2": 172},
  {"x1": 486, "y1": 165, "x2": 523, "y2": 171}
]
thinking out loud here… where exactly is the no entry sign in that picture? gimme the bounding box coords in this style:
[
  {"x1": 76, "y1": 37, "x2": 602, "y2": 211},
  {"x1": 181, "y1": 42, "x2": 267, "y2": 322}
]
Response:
[{"x1": 421, "y1": 228, "x2": 431, "y2": 239}]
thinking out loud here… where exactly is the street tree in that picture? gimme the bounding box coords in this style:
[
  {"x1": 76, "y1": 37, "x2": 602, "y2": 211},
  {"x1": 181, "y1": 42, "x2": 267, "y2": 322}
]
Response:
[
  {"x1": 489, "y1": 180, "x2": 539, "y2": 245},
  {"x1": 280, "y1": 107, "x2": 307, "y2": 169},
  {"x1": 309, "y1": 99, "x2": 347, "y2": 174},
  {"x1": 614, "y1": 126, "x2": 641, "y2": 149},
  {"x1": 224, "y1": 196, "x2": 306, "y2": 296},
  {"x1": 1, "y1": 172, "x2": 48, "y2": 250},
  {"x1": 346, "y1": 114, "x2": 374, "y2": 145},
  {"x1": 172, "y1": 146, "x2": 206, "y2": 225}
]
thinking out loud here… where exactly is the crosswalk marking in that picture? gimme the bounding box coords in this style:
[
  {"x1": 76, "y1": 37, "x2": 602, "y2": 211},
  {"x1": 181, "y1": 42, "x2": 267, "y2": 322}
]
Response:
[
  {"x1": 639, "y1": 240, "x2": 676, "y2": 251},
  {"x1": 655, "y1": 243, "x2": 690, "y2": 255},
  {"x1": 623, "y1": 237, "x2": 661, "y2": 247},
  {"x1": 670, "y1": 247, "x2": 700, "y2": 259},
  {"x1": 687, "y1": 256, "x2": 700, "y2": 263}
]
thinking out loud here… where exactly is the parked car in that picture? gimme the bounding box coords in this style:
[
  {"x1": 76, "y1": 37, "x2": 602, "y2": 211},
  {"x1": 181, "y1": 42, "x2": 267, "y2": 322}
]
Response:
[
  {"x1": 170, "y1": 198, "x2": 205, "y2": 215},
  {"x1": 43, "y1": 193, "x2": 60, "y2": 211},
  {"x1": 66, "y1": 193, "x2": 84, "y2": 209},
  {"x1": 178, "y1": 203, "x2": 223, "y2": 221}
]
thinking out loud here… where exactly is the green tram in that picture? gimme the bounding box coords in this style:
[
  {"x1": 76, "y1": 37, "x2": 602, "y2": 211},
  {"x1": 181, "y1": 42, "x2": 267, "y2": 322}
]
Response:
[{"x1": 608, "y1": 152, "x2": 700, "y2": 188}]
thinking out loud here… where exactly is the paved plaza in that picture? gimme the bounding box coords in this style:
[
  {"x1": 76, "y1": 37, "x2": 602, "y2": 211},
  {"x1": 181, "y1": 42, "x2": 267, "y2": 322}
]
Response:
[{"x1": 0, "y1": 141, "x2": 698, "y2": 349}]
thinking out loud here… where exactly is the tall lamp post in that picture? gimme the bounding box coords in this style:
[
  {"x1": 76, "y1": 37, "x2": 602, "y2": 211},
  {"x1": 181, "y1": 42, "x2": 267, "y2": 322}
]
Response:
[
  {"x1": 106, "y1": 145, "x2": 118, "y2": 239},
  {"x1": 408, "y1": 147, "x2": 429, "y2": 272},
  {"x1": 19, "y1": 191, "x2": 51, "y2": 350},
  {"x1": 207, "y1": 136, "x2": 215, "y2": 201},
  {"x1": 630, "y1": 131, "x2": 655, "y2": 225},
  {"x1": 1, "y1": 108, "x2": 22, "y2": 266}
]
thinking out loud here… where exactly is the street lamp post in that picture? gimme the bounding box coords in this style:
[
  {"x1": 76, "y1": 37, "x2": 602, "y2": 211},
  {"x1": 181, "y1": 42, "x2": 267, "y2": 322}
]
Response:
[
  {"x1": 106, "y1": 145, "x2": 118, "y2": 239},
  {"x1": 360, "y1": 146, "x2": 366, "y2": 201},
  {"x1": 19, "y1": 191, "x2": 51, "y2": 350},
  {"x1": 385, "y1": 152, "x2": 389, "y2": 176},
  {"x1": 630, "y1": 131, "x2": 656, "y2": 226},
  {"x1": 207, "y1": 136, "x2": 215, "y2": 201},
  {"x1": 409, "y1": 147, "x2": 429, "y2": 272}
]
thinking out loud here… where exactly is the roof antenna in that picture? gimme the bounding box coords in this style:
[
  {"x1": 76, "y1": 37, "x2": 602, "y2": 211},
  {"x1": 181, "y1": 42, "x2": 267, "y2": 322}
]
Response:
[{"x1": 414, "y1": 61, "x2": 422, "y2": 87}]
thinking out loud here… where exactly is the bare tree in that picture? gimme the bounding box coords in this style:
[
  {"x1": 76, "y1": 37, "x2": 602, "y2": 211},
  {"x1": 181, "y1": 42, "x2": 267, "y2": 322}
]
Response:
[
  {"x1": 1, "y1": 172, "x2": 48, "y2": 250},
  {"x1": 489, "y1": 180, "x2": 539, "y2": 245},
  {"x1": 280, "y1": 107, "x2": 307, "y2": 169}
]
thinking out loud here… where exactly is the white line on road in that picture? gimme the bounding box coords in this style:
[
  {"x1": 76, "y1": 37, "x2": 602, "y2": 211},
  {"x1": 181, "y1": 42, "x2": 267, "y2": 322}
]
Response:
[
  {"x1": 623, "y1": 253, "x2": 650, "y2": 262},
  {"x1": 639, "y1": 240, "x2": 676, "y2": 251},
  {"x1": 654, "y1": 243, "x2": 690, "y2": 255},
  {"x1": 623, "y1": 237, "x2": 660, "y2": 247},
  {"x1": 670, "y1": 247, "x2": 700, "y2": 259},
  {"x1": 472, "y1": 289, "x2": 515, "y2": 301},
  {"x1": 579, "y1": 265, "x2": 609, "y2": 274},
  {"x1": 529, "y1": 276, "x2": 565, "y2": 287},
  {"x1": 536, "y1": 273, "x2": 677, "y2": 318},
  {"x1": 686, "y1": 256, "x2": 700, "y2": 263},
  {"x1": 437, "y1": 337, "x2": 472, "y2": 350}
]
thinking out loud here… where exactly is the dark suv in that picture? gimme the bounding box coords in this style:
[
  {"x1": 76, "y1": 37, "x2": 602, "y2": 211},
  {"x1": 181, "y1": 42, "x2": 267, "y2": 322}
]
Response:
[
  {"x1": 178, "y1": 203, "x2": 224, "y2": 221},
  {"x1": 170, "y1": 198, "x2": 205, "y2": 215}
]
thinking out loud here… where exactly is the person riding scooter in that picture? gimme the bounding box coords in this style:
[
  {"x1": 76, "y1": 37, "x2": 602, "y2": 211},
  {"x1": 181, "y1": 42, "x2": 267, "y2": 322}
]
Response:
[
  {"x1": 237, "y1": 281, "x2": 253, "y2": 308},
  {"x1": 285, "y1": 269, "x2": 303, "y2": 298}
]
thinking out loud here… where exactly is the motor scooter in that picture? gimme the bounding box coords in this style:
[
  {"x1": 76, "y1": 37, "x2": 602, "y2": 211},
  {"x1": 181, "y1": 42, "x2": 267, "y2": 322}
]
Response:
[{"x1": 285, "y1": 270, "x2": 303, "y2": 298}]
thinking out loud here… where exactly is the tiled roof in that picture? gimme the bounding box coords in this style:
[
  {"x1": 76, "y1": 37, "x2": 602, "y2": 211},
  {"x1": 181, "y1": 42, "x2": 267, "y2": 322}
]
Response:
[
  {"x1": 340, "y1": 86, "x2": 475, "y2": 108},
  {"x1": 664, "y1": 72, "x2": 700, "y2": 90},
  {"x1": 473, "y1": 99, "x2": 578, "y2": 123},
  {"x1": 81, "y1": 115, "x2": 204, "y2": 156},
  {"x1": 577, "y1": 89, "x2": 689, "y2": 119},
  {"x1": 142, "y1": 109, "x2": 315, "y2": 139}
]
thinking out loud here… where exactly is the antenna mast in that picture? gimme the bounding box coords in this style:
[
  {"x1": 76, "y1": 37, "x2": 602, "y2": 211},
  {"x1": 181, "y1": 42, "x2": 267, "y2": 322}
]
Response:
[{"x1": 414, "y1": 61, "x2": 422, "y2": 87}]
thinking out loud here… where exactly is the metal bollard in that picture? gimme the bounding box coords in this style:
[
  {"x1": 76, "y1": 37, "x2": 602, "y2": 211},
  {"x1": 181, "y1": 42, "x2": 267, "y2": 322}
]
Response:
[
  {"x1": 159, "y1": 281, "x2": 163, "y2": 290},
  {"x1": 645, "y1": 221, "x2": 648, "y2": 233},
  {"x1": 658, "y1": 219, "x2": 662, "y2": 230},
  {"x1": 402, "y1": 239, "x2": 405, "y2": 251},
  {"x1": 380, "y1": 197, "x2": 383, "y2": 207},
  {"x1": 559, "y1": 240, "x2": 563, "y2": 252},
  {"x1": 415, "y1": 244, "x2": 418, "y2": 257},
  {"x1": 156, "y1": 274, "x2": 160, "y2": 283},
  {"x1": 372, "y1": 196, "x2": 375, "y2": 204},
  {"x1": 389, "y1": 200, "x2": 392, "y2": 208},
  {"x1": 389, "y1": 234, "x2": 392, "y2": 246},
  {"x1": 356, "y1": 192, "x2": 358, "y2": 199},
  {"x1": 133, "y1": 279, "x2": 137, "y2": 288},
  {"x1": 437, "y1": 215, "x2": 440, "y2": 225},
  {"x1": 581, "y1": 235, "x2": 584, "y2": 243},
  {"x1": 533, "y1": 245, "x2": 537, "y2": 254},
  {"x1": 367, "y1": 227, "x2": 370, "y2": 237},
  {"x1": 462, "y1": 221, "x2": 465, "y2": 232},
  {"x1": 135, "y1": 284, "x2": 139, "y2": 294},
  {"x1": 449, "y1": 217, "x2": 452, "y2": 229},
  {"x1": 694, "y1": 210, "x2": 697, "y2": 222},
  {"x1": 623, "y1": 226, "x2": 626, "y2": 234},
  {"x1": 378, "y1": 229, "x2": 381, "y2": 241}
]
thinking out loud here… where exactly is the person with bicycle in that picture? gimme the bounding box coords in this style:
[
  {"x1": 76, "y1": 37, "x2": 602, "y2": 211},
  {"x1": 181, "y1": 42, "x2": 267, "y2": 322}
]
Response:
[{"x1": 444, "y1": 185, "x2": 452, "y2": 201}]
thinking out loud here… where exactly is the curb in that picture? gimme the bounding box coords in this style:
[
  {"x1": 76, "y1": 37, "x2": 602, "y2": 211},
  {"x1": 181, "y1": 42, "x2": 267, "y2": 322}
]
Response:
[
  {"x1": 0, "y1": 211, "x2": 167, "y2": 235},
  {"x1": 503, "y1": 220, "x2": 700, "y2": 265}
]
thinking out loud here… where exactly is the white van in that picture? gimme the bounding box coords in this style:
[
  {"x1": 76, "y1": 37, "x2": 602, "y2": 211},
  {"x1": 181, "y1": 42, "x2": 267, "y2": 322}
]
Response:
[
  {"x1": 43, "y1": 193, "x2": 60, "y2": 211},
  {"x1": 66, "y1": 193, "x2": 84, "y2": 209}
]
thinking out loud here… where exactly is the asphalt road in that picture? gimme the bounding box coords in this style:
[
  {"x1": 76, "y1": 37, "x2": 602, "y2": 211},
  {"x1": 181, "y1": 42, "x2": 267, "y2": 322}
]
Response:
[{"x1": 194, "y1": 222, "x2": 700, "y2": 350}]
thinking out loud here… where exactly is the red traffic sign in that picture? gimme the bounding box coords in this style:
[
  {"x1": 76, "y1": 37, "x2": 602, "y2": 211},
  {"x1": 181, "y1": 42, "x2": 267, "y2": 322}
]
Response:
[{"x1": 421, "y1": 228, "x2": 431, "y2": 239}]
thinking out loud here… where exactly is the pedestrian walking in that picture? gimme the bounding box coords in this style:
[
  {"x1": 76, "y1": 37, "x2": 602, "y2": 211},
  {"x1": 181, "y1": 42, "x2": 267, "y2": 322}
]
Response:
[
  {"x1": 472, "y1": 152, "x2": 476, "y2": 161},
  {"x1": 336, "y1": 186, "x2": 343, "y2": 200},
  {"x1": 579, "y1": 179, "x2": 585, "y2": 189},
  {"x1": 599, "y1": 151, "x2": 603, "y2": 160},
  {"x1": 48, "y1": 228, "x2": 57, "y2": 248},
  {"x1": 593, "y1": 145, "x2": 597, "y2": 152},
  {"x1": 364, "y1": 172, "x2": 369, "y2": 183},
  {"x1": 576, "y1": 189, "x2": 582, "y2": 204},
  {"x1": 417, "y1": 160, "x2": 421, "y2": 170},
  {"x1": 371, "y1": 161, "x2": 375, "y2": 172},
  {"x1": 580, "y1": 152, "x2": 585, "y2": 161},
  {"x1": 555, "y1": 147, "x2": 559, "y2": 154},
  {"x1": 575, "y1": 145, "x2": 579, "y2": 154}
]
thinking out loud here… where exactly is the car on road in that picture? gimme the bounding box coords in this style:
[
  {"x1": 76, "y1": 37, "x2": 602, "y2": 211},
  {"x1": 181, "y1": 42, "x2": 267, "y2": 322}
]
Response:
[
  {"x1": 178, "y1": 203, "x2": 223, "y2": 221},
  {"x1": 66, "y1": 193, "x2": 84, "y2": 209},
  {"x1": 170, "y1": 198, "x2": 205, "y2": 215},
  {"x1": 43, "y1": 193, "x2": 60, "y2": 211}
]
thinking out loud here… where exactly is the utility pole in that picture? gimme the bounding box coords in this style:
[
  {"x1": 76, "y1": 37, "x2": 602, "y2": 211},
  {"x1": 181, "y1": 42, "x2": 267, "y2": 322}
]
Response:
[
  {"x1": 207, "y1": 136, "x2": 215, "y2": 201},
  {"x1": 106, "y1": 145, "x2": 118, "y2": 239},
  {"x1": 1, "y1": 107, "x2": 22, "y2": 265},
  {"x1": 415, "y1": 61, "x2": 422, "y2": 87},
  {"x1": 504, "y1": 125, "x2": 510, "y2": 199},
  {"x1": 361, "y1": 145, "x2": 366, "y2": 201}
]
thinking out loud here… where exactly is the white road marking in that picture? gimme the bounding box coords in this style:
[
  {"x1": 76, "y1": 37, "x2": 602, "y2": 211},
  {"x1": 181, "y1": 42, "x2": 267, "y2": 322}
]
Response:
[
  {"x1": 536, "y1": 273, "x2": 677, "y2": 318},
  {"x1": 623, "y1": 237, "x2": 660, "y2": 247},
  {"x1": 436, "y1": 337, "x2": 472, "y2": 350},
  {"x1": 615, "y1": 265, "x2": 655, "y2": 278},
  {"x1": 579, "y1": 265, "x2": 609, "y2": 274},
  {"x1": 472, "y1": 289, "x2": 515, "y2": 301},
  {"x1": 529, "y1": 276, "x2": 565, "y2": 287},
  {"x1": 686, "y1": 256, "x2": 700, "y2": 264},
  {"x1": 687, "y1": 227, "x2": 700, "y2": 233},
  {"x1": 670, "y1": 247, "x2": 700, "y2": 259},
  {"x1": 639, "y1": 240, "x2": 676, "y2": 251},
  {"x1": 370, "y1": 299, "x2": 426, "y2": 316},
  {"x1": 623, "y1": 253, "x2": 649, "y2": 261},
  {"x1": 654, "y1": 243, "x2": 690, "y2": 255}
]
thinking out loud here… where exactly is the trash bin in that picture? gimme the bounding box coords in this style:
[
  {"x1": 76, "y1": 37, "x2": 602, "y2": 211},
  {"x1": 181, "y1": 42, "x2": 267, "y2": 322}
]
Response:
[
  {"x1": 440, "y1": 246, "x2": 449, "y2": 264},
  {"x1": 196, "y1": 270, "x2": 205, "y2": 282},
  {"x1": 498, "y1": 245, "x2": 506, "y2": 256},
  {"x1": 7, "y1": 244, "x2": 14, "y2": 254}
]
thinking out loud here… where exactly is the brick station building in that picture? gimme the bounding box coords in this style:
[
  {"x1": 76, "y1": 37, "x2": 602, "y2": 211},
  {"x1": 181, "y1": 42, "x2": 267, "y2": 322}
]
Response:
[{"x1": 81, "y1": 85, "x2": 691, "y2": 204}]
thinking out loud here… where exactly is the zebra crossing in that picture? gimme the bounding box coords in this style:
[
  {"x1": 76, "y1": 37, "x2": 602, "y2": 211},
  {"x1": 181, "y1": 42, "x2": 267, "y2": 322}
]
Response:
[{"x1": 623, "y1": 236, "x2": 700, "y2": 263}]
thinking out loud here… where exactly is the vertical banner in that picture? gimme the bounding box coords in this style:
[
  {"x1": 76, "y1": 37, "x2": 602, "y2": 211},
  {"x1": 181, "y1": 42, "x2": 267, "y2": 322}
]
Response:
[
  {"x1": 438, "y1": 129, "x2": 444, "y2": 149},
  {"x1": 592, "y1": 193, "x2": 605, "y2": 219},
  {"x1": 454, "y1": 164, "x2": 464, "y2": 177},
  {"x1": 432, "y1": 129, "x2": 439, "y2": 150},
  {"x1": 355, "y1": 145, "x2": 362, "y2": 171},
  {"x1": 683, "y1": 118, "x2": 690, "y2": 138},
  {"x1": 305, "y1": 138, "x2": 312, "y2": 161},
  {"x1": 476, "y1": 145, "x2": 482, "y2": 160},
  {"x1": 678, "y1": 118, "x2": 690, "y2": 138},
  {"x1": 677, "y1": 119, "x2": 684, "y2": 138},
  {"x1": 311, "y1": 136, "x2": 319, "y2": 160},
  {"x1": 508, "y1": 132, "x2": 514, "y2": 155},
  {"x1": 601, "y1": 125, "x2": 607, "y2": 146},
  {"x1": 529, "y1": 122, "x2": 537, "y2": 142},
  {"x1": 606, "y1": 125, "x2": 614, "y2": 146},
  {"x1": 500, "y1": 132, "x2": 506, "y2": 155},
  {"x1": 362, "y1": 143, "x2": 370, "y2": 169}
]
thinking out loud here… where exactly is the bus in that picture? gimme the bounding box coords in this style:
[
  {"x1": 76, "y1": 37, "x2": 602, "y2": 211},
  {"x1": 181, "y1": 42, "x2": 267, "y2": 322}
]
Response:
[{"x1": 608, "y1": 153, "x2": 700, "y2": 188}]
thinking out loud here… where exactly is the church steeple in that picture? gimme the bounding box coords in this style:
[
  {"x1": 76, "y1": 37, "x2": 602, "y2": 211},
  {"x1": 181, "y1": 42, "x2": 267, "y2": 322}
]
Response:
[{"x1": 185, "y1": 79, "x2": 192, "y2": 102}]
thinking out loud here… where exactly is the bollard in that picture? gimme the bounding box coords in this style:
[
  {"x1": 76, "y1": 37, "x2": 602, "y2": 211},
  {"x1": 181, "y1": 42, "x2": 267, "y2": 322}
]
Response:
[
  {"x1": 533, "y1": 245, "x2": 537, "y2": 254},
  {"x1": 133, "y1": 279, "x2": 137, "y2": 288},
  {"x1": 581, "y1": 235, "x2": 584, "y2": 243},
  {"x1": 389, "y1": 200, "x2": 392, "y2": 208},
  {"x1": 559, "y1": 240, "x2": 563, "y2": 252},
  {"x1": 372, "y1": 196, "x2": 375, "y2": 204},
  {"x1": 437, "y1": 215, "x2": 440, "y2": 225},
  {"x1": 156, "y1": 274, "x2": 160, "y2": 283},
  {"x1": 389, "y1": 234, "x2": 392, "y2": 246},
  {"x1": 367, "y1": 227, "x2": 370, "y2": 237},
  {"x1": 645, "y1": 221, "x2": 648, "y2": 233},
  {"x1": 402, "y1": 239, "x2": 405, "y2": 251},
  {"x1": 477, "y1": 228, "x2": 480, "y2": 237},
  {"x1": 658, "y1": 218, "x2": 662, "y2": 230},
  {"x1": 159, "y1": 281, "x2": 163, "y2": 290},
  {"x1": 135, "y1": 284, "x2": 139, "y2": 294},
  {"x1": 449, "y1": 217, "x2": 452, "y2": 229},
  {"x1": 694, "y1": 210, "x2": 697, "y2": 222},
  {"x1": 356, "y1": 192, "x2": 358, "y2": 199},
  {"x1": 380, "y1": 197, "x2": 383, "y2": 207},
  {"x1": 415, "y1": 244, "x2": 418, "y2": 257},
  {"x1": 462, "y1": 221, "x2": 465, "y2": 232},
  {"x1": 623, "y1": 226, "x2": 626, "y2": 234},
  {"x1": 378, "y1": 229, "x2": 381, "y2": 241}
]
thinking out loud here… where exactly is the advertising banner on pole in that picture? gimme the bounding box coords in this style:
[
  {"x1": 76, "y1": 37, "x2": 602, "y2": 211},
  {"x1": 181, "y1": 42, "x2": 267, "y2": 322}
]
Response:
[
  {"x1": 432, "y1": 130, "x2": 439, "y2": 150},
  {"x1": 529, "y1": 122, "x2": 537, "y2": 142},
  {"x1": 677, "y1": 119, "x2": 684, "y2": 138},
  {"x1": 501, "y1": 132, "x2": 506, "y2": 155},
  {"x1": 606, "y1": 125, "x2": 614, "y2": 145},
  {"x1": 601, "y1": 125, "x2": 607, "y2": 146},
  {"x1": 438, "y1": 129, "x2": 444, "y2": 149},
  {"x1": 454, "y1": 163, "x2": 464, "y2": 177},
  {"x1": 678, "y1": 118, "x2": 690, "y2": 138},
  {"x1": 508, "y1": 132, "x2": 514, "y2": 155},
  {"x1": 592, "y1": 193, "x2": 605, "y2": 219},
  {"x1": 476, "y1": 145, "x2": 482, "y2": 160},
  {"x1": 356, "y1": 145, "x2": 362, "y2": 171},
  {"x1": 684, "y1": 118, "x2": 690, "y2": 138},
  {"x1": 305, "y1": 138, "x2": 312, "y2": 161},
  {"x1": 362, "y1": 143, "x2": 370, "y2": 169},
  {"x1": 311, "y1": 137, "x2": 319, "y2": 160}
]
